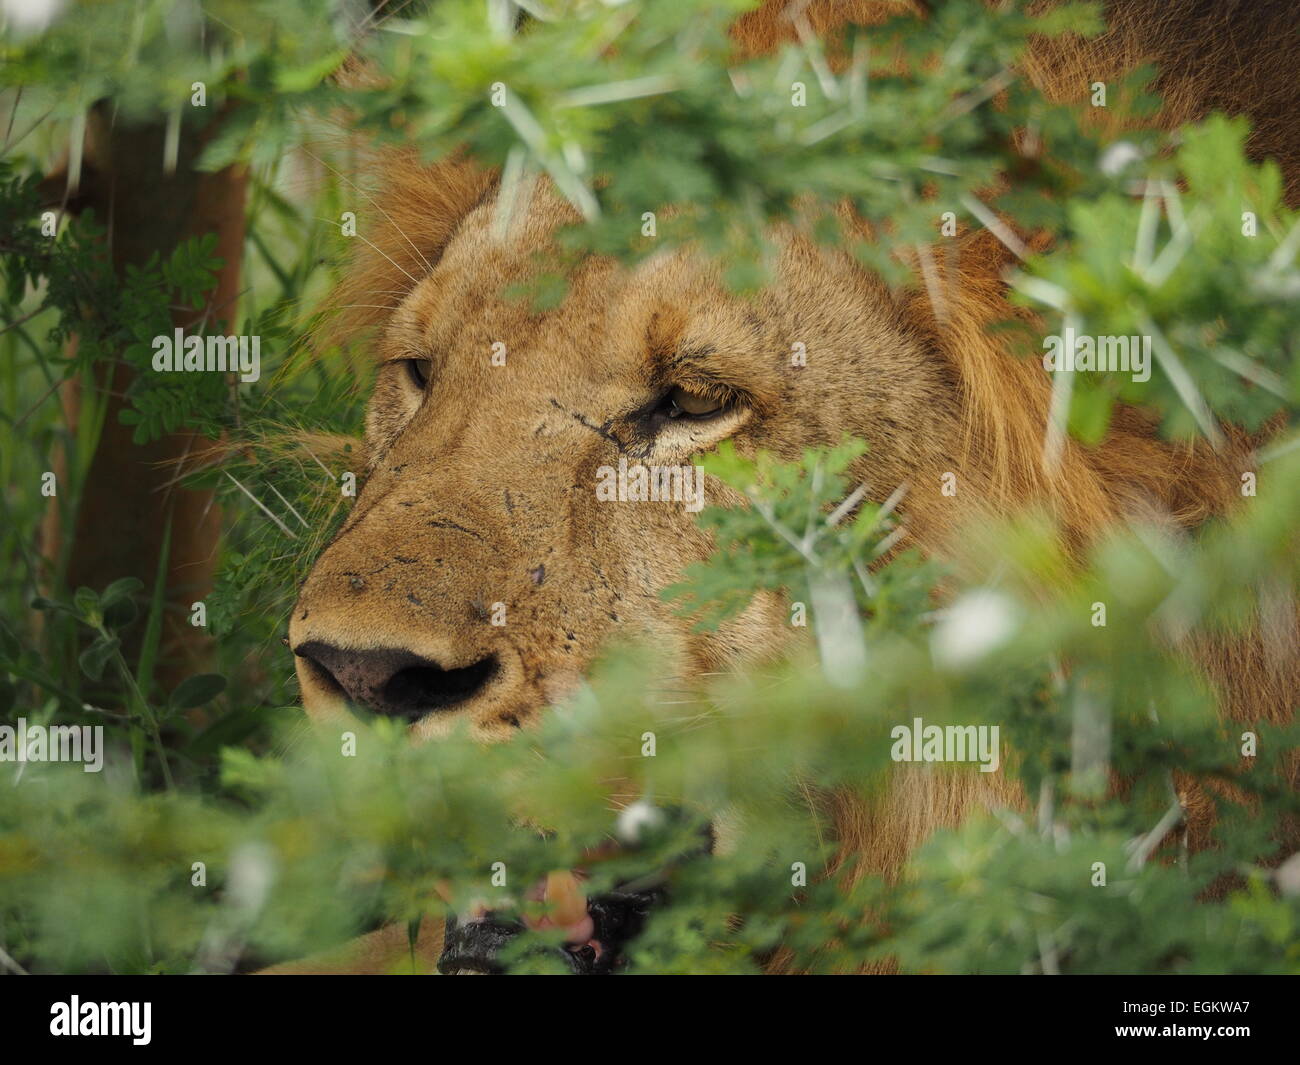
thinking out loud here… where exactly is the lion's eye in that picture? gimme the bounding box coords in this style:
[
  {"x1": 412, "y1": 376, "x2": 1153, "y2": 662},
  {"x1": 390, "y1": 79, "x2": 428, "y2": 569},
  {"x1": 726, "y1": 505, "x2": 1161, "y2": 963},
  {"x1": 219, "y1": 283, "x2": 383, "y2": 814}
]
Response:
[
  {"x1": 663, "y1": 385, "x2": 724, "y2": 420},
  {"x1": 403, "y1": 358, "x2": 433, "y2": 390}
]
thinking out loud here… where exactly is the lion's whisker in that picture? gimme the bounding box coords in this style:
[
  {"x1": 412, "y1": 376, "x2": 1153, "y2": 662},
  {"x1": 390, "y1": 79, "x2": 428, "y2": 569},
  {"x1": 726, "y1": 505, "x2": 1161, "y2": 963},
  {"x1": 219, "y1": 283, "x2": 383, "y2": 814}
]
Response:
[{"x1": 301, "y1": 146, "x2": 437, "y2": 275}]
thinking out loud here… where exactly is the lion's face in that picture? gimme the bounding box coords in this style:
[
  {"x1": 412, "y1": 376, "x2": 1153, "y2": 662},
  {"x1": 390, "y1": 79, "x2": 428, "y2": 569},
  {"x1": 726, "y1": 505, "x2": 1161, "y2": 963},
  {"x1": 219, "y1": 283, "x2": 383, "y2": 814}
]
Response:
[{"x1": 290, "y1": 181, "x2": 961, "y2": 740}]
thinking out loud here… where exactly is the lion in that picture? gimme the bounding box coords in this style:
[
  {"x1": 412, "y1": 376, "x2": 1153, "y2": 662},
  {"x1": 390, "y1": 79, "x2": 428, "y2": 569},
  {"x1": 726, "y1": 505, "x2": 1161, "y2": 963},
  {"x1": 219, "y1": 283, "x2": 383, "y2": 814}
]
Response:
[{"x1": 276, "y1": 0, "x2": 1300, "y2": 973}]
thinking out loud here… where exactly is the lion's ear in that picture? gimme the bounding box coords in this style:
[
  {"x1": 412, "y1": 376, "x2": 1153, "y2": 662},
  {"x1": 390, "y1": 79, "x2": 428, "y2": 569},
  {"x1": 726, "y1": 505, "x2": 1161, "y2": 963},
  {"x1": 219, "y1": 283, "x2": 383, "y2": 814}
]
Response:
[{"x1": 315, "y1": 150, "x2": 494, "y2": 355}]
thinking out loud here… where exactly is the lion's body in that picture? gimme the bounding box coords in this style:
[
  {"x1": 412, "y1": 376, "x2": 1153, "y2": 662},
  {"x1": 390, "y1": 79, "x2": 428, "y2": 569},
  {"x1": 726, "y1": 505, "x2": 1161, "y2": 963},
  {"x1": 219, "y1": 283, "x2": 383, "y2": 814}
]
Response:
[{"x1": 281, "y1": 0, "x2": 1300, "y2": 972}]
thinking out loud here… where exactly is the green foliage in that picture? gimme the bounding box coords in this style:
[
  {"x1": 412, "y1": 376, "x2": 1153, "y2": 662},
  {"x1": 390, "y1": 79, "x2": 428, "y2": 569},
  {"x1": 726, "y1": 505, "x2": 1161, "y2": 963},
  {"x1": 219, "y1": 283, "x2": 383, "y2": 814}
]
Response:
[
  {"x1": 666, "y1": 436, "x2": 938, "y2": 635},
  {"x1": 0, "y1": 171, "x2": 228, "y2": 446},
  {"x1": 892, "y1": 822, "x2": 1299, "y2": 975},
  {"x1": 5, "y1": 0, "x2": 1116, "y2": 281},
  {"x1": 1015, "y1": 116, "x2": 1300, "y2": 442}
]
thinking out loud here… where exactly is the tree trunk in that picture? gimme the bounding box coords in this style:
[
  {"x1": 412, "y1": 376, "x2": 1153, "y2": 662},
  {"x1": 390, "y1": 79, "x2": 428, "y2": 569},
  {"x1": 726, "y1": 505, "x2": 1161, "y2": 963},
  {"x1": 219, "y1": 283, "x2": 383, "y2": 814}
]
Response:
[{"x1": 44, "y1": 102, "x2": 247, "y2": 690}]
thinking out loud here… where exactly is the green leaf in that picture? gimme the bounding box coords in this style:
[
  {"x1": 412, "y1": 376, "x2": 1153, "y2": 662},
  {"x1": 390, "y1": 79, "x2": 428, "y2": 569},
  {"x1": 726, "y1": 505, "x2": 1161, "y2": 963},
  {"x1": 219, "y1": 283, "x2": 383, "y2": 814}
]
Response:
[
  {"x1": 0, "y1": 616, "x2": 20, "y2": 662},
  {"x1": 169, "y1": 673, "x2": 228, "y2": 709},
  {"x1": 185, "y1": 705, "x2": 268, "y2": 760},
  {"x1": 275, "y1": 49, "x2": 348, "y2": 93},
  {"x1": 1067, "y1": 386, "x2": 1115, "y2": 446},
  {"x1": 102, "y1": 596, "x2": 138, "y2": 631},
  {"x1": 73, "y1": 586, "x2": 99, "y2": 616},
  {"x1": 79, "y1": 635, "x2": 121, "y2": 681},
  {"x1": 100, "y1": 576, "x2": 144, "y2": 607},
  {"x1": 30, "y1": 596, "x2": 77, "y2": 618},
  {"x1": 136, "y1": 512, "x2": 173, "y2": 701}
]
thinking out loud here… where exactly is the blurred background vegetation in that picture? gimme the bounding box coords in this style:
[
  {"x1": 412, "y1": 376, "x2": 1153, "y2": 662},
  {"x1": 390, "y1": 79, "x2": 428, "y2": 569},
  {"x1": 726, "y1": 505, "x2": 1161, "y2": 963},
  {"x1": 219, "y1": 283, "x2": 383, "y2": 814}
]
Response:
[{"x1": 0, "y1": 0, "x2": 1297, "y2": 974}]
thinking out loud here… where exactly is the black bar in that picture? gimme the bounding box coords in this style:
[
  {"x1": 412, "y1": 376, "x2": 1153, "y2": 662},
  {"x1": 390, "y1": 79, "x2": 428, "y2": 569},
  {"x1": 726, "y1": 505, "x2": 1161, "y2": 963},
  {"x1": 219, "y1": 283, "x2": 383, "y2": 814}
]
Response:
[{"x1": 0, "y1": 975, "x2": 1290, "y2": 1051}]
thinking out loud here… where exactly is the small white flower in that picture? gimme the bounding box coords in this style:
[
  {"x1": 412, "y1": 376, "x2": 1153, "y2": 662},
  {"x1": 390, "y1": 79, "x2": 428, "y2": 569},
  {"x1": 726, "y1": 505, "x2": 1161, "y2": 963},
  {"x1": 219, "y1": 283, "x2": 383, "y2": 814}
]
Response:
[
  {"x1": 931, "y1": 590, "x2": 1018, "y2": 670},
  {"x1": 1098, "y1": 141, "x2": 1142, "y2": 176},
  {"x1": 2, "y1": 0, "x2": 65, "y2": 33},
  {"x1": 1276, "y1": 851, "x2": 1300, "y2": 897},
  {"x1": 616, "y1": 799, "x2": 665, "y2": 845},
  {"x1": 226, "y1": 841, "x2": 276, "y2": 914}
]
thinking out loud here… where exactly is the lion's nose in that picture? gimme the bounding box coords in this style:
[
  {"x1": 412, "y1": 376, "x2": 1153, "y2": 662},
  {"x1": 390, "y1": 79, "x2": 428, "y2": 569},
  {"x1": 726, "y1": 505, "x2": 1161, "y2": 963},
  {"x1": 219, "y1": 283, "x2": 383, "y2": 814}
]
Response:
[{"x1": 294, "y1": 640, "x2": 499, "y2": 720}]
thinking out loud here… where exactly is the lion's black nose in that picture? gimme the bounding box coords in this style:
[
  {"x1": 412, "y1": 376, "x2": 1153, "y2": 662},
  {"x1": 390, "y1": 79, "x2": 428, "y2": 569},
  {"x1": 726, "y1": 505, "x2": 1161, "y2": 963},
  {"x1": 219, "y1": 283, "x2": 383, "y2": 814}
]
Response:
[{"x1": 294, "y1": 641, "x2": 498, "y2": 719}]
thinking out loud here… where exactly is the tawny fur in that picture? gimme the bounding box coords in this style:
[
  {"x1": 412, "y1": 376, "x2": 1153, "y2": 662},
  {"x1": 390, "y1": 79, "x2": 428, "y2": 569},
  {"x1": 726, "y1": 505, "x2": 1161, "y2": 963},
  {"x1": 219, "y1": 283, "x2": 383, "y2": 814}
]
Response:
[{"x1": 285, "y1": 0, "x2": 1299, "y2": 972}]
